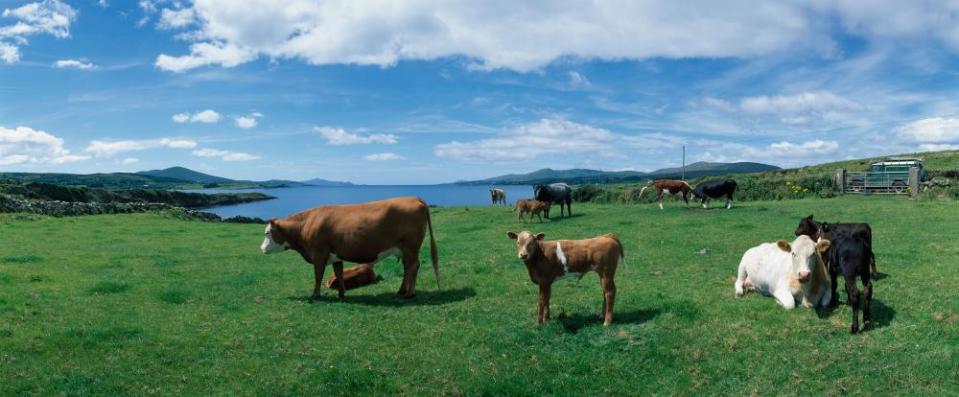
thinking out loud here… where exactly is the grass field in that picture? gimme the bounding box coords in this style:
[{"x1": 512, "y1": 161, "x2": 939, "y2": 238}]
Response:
[{"x1": 1, "y1": 196, "x2": 957, "y2": 395}]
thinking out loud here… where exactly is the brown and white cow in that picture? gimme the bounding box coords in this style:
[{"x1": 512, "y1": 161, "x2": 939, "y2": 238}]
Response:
[
  {"x1": 507, "y1": 231, "x2": 625, "y2": 326},
  {"x1": 638, "y1": 179, "x2": 693, "y2": 210},
  {"x1": 514, "y1": 199, "x2": 551, "y2": 223},
  {"x1": 260, "y1": 196, "x2": 439, "y2": 299}
]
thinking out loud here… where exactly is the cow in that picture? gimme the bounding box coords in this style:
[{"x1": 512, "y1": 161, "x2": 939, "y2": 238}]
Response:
[
  {"x1": 514, "y1": 199, "x2": 551, "y2": 223},
  {"x1": 490, "y1": 187, "x2": 507, "y2": 206},
  {"x1": 734, "y1": 235, "x2": 831, "y2": 309},
  {"x1": 827, "y1": 234, "x2": 874, "y2": 334},
  {"x1": 691, "y1": 179, "x2": 737, "y2": 209},
  {"x1": 325, "y1": 264, "x2": 379, "y2": 290},
  {"x1": 637, "y1": 179, "x2": 693, "y2": 210},
  {"x1": 794, "y1": 214, "x2": 876, "y2": 275},
  {"x1": 260, "y1": 196, "x2": 439, "y2": 300},
  {"x1": 506, "y1": 231, "x2": 625, "y2": 326},
  {"x1": 533, "y1": 183, "x2": 573, "y2": 218}
]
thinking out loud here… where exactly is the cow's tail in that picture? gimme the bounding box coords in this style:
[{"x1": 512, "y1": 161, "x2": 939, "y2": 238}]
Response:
[
  {"x1": 638, "y1": 185, "x2": 650, "y2": 198},
  {"x1": 604, "y1": 233, "x2": 627, "y2": 270},
  {"x1": 425, "y1": 205, "x2": 440, "y2": 290}
]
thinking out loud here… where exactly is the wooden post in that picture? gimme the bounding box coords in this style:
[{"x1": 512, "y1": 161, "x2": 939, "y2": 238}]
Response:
[
  {"x1": 836, "y1": 168, "x2": 846, "y2": 194},
  {"x1": 909, "y1": 167, "x2": 920, "y2": 198}
]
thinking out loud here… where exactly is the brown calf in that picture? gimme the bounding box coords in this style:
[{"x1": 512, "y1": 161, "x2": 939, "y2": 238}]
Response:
[
  {"x1": 506, "y1": 231, "x2": 625, "y2": 326},
  {"x1": 325, "y1": 264, "x2": 378, "y2": 290},
  {"x1": 638, "y1": 179, "x2": 692, "y2": 210},
  {"x1": 514, "y1": 199, "x2": 551, "y2": 223}
]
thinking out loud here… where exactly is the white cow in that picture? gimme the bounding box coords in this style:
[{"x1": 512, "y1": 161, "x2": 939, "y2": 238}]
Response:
[{"x1": 734, "y1": 235, "x2": 831, "y2": 309}]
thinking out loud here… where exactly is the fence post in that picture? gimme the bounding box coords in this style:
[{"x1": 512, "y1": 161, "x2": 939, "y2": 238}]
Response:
[
  {"x1": 836, "y1": 168, "x2": 846, "y2": 194},
  {"x1": 909, "y1": 167, "x2": 920, "y2": 198}
]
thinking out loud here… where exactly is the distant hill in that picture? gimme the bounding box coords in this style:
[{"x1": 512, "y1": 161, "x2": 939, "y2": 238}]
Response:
[
  {"x1": 460, "y1": 161, "x2": 780, "y2": 185},
  {"x1": 137, "y1": 167, "x2": 233, "y2": 184},
  {"x1": 301, "y1": 178, "x2": 354, "y2": 187}
]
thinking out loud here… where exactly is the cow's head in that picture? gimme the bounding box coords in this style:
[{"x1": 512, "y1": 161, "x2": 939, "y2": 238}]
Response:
[
  {"x1": 260, "y1": 219, "x2": 290, "y2": 254},
  {"x1": 507, "y1": 230, "x2": 545, "y2": 261},
  {"x1": 777, "y1": 235, "x2": 830, "y2": 283},
  {"x1": 794, "y1": 214, "x2": 819, "y2": 238}
]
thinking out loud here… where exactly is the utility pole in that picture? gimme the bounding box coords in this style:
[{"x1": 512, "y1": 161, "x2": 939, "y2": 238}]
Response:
[{"x1": 682, "y1": 145, "x2": 686, "y2": 180}]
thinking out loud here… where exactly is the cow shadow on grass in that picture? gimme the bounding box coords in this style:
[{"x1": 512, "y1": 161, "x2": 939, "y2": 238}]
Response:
[
  {"x1": 815, "y1": 298, "x2": 895, "y2": 332},
  {"x1": 287, "y1": 287, "x2": 476, "y2": 307},
  {"x1": 558, "y1": 308, "x2": 661, "y2": 334},
  {"x1": 542, "y1": 213, "x2": 585, "y2": 223}
]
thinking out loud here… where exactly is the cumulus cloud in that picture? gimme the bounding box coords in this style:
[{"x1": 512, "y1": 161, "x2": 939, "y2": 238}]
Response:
[
  {"x1": 896, "y1": 117, "x2": 959, "y2": 143},
  {"x1": 121, "y1": 157, "x2": 139, "y2": 164},
  {"x1": 315, "y1": 126, "x2": 397, "y2": 145},
  {"x1": 171, "y1": 109, "x2": 221, "y2": 123},
  {"x1": 435, "y1": 118, "x2": 621, "y2": 161},
  {"x1": 567, "y1": 71, "x2": 591, "y2": 88},
  {"x1": 705, "y1": 91, "x2": 864, "y2": 125},
  {"x1": 0, "y1": 125, "x2": 88, "y2": 165},
  {"x1": 85, "y1": 138, "x2": 197, "y2": 157},
  {"x1": 234, "y1": 112, "x2": 262, "y2": 129},
  {"x1": 0, "y1": 0, "x2": 77, "y2": 64},
  {"x1": 54, "y1": 58, "x2": 94, "y2": 69},
  {"x1": 696, "y1": 138, "x2": 840, "y2": 165},
  {"x1": 157, "y1": 7, "x2": 196, "y2": 29},
  {"x1": 364, "y1": 152, "x2": 405, "y2": 161},
  {"x1": 191, "y1": 148, "x2": 259, "y2": 161}
]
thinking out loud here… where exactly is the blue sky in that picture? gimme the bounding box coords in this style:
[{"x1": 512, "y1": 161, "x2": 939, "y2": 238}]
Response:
[{"x1": 2, "y1": 1, "x2": 959, "y2": 184}]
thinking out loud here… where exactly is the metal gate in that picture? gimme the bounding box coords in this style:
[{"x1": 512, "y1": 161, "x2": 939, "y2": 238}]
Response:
[{"x1": 845, "y1": 171, "x2": 909, "y2": 194}]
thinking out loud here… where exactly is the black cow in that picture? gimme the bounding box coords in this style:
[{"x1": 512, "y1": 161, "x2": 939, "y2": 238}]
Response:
[
  {"x1": 533, "y1": 183, "x2": 572, "y2": 218},
  {"x1": 794, "y1": 214, "x2": 876, "y2": 275},
  {"x1": 828, "y1": 234, "x2": 874, "y2": 334},
  {"x1": 691, "y1": 179, "x2": 737, "y2": 209}
]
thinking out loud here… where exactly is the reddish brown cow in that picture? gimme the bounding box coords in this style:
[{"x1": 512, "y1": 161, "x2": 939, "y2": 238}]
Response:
[
  {"x1": 638, "y1": 179, "x2": 693, "y2": 210},
  {"x1": 514, "y1": 199, "x2": 551, "y2": 223},
  {"x1": 325, "y1": 264, "x2": 379, "y2": 290},
  {"x1": 507, "y1": 231, "x2": 625, "y2": 326},
  {"x1": 261, "y1": 196, "x2": 439, "y2": 299}
]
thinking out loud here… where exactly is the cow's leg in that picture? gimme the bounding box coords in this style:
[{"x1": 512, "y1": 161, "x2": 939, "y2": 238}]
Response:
[
  {"x1": 399, "y1": 249, "x2": 420, "y2": 298},
  {"x1": 536, "y1": 283, "x2": 551, "y2": 324},
  {"x1": 657, "y1": 190, "x2": 664, "y2": 210},
  {"x1": 600, "y1": 273, "x2": 616, "y2": 326},
  {"x1": 828, "y1": 265, "x2": 839, "y2": 307},
  {"x1": 536, "y1": 212, "x2": 543, "y2": 223},
  {"x1": 845, "y1": 274, "x2": 861, "y2": 334},
  {"x1": 773, "y1": 287, "x2": 796, "y2": 309},
  {"x1": 726, "y1": 193, "x2": 733, "y2": 209},
  {"x1": 734, "y1": 263, "x2": 748, "y2": 297},
  {"x1": 332, "y1": 260, "x2": 346, "y2": 299},
  {"x1": 566, "y1": 199, "x2": 571, "y2": 217},
  {"x1": 311, "y1": 252, "x2": 331, "y2": 300},
  {"x1": 862, "y1": 272, "x2": 873, "y2": 327},
  {"x1": 701, "y1": 197, "x2": 709, "y2": 209}
]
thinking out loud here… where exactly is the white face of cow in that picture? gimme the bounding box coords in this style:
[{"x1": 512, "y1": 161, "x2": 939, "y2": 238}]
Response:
[
  {"x1": 260, "y1": 223, "x2": 288, "y2": 254},
  {"x1": 779, "y1": 235, "x2": 829, "y2": 283},
  {"x1": 507, "y1": 231, "x2": 545, "y2": 261}
]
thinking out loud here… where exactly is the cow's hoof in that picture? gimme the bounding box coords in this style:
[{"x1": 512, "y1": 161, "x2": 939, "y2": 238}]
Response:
[
  {"x1": 401, "y1": 293, "x2": 416, "y2": 299},
  {"x1": 850, "y1": 325, "x2": 859, "y2": 334}
]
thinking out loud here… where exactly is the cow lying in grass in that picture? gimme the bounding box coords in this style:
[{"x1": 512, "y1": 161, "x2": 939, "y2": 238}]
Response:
[
  {"x1": 828, "y1": 235, "x2": 874, "y2": 334},
  {"x1": 735, "y1": 235, "x2": 831, "y2": 309},
  {"x1": 507, "y1": 231, "x2": 625, "y2": 326},
  {"x1": 325, "y1": 264, "x2": 379, "y2": 290},
  {"x1": 514, "y1": 199, "x2": 550, "y2": 223}
]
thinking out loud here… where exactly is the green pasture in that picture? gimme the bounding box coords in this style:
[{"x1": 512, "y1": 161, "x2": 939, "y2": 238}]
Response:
[{"x1": 0, "y1": 195, "x2": 957, "y2": 395}]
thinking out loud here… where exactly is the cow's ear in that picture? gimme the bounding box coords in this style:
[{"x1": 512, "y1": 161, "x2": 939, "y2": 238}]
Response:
[
  {"x1": 534, "y1": 233, "x2": 546, "y2": 241},
  {"x1": 816, "y1": 239, "x2": 831, "y2": 253},
  {"x1": 776, "y1": 240, "x2": 791, "y2": 252},
  {"x1": 507, "y1": 231, "x2": 518, "y2": 240},
  {"x1": 805, "y1": 214, "x2": 814, "y2": 220}
]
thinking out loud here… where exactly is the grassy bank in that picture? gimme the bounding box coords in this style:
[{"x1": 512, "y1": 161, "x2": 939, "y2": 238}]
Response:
[{"x1": 1, "y1": 196, "x2": 957, "y2": 395}]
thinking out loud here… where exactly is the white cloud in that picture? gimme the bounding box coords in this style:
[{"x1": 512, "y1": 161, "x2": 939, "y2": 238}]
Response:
[
  {"x1": 121, "y1": 157, "x2": 139, "y2": 164},
  {"x1": 191, "y1": 148, "x2": 259, "y2": 161},
  {"x1": 153, "y1": 1, "x2": 822, "y2": 73},
  {"x1": 85, "y1": 138, "x2": 197, "y2": 157},
  {"x1": 434, "y1": 118, "x2": 620, "y2": 161},
  {"x1": 918, "y1": 143, "x2": 959, "y2": 152},
  {"x1": 706, "y1": 91, "x2": 864, "y2": 125},
  {"x1": 0, "y1": 125, "x2": 88, "y2": 165},
  {"x1": 157, "y1": 7, "x2": 196, "y2": 29},
  {"x1": 567, "y1": 71, "x2": 591, "y2": 88},
  {"x1": 695, "y1": 138, "x2": 839, "y2": 166},
  {"x1": 364, "y1": 152, "x2": 405, "y2": 161},
  {"x1": 0, "y1": 0, "x2": 77, "y2": 64},
  {"x1": 54, "y1": 58, "x2": 94, "y2": 69},
  {"x1": 315, "y1": 126, "x2": 397, "y2": 145},
  {"x1": 0, "y1": 42, "x2": 18, "y2": 64},
  {"x1": 171, "y1": 109, "x2": 221, "y2": 123},
  {"x1": 234, "y1": 112, "x2": 262, "y2": 129},
  {"x1": 896, "y1": 117, "x2": 959, "y2": 143}
]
